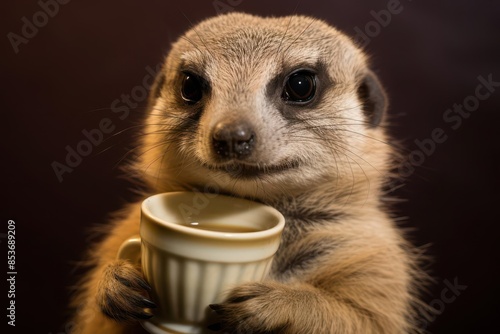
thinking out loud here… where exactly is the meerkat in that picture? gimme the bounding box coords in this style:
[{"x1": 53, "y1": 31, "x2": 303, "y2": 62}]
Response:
[{"x1": 71, "y1": 12, "x2": 427, "y2": 334}]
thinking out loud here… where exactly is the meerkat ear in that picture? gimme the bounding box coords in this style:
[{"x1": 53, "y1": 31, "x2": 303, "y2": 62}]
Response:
[
  {"x1": 147, "y1": 70, "x2": 166, "y2": 109},
  {"x1": 356, "y1": 70, "x2": 387, "y2": 127}
]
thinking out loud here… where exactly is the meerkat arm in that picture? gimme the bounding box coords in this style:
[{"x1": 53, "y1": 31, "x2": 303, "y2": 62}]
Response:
[
  {"x1": 210, "y1": 222, "x2": 418, "y2": 334},
  {"x1": 71, "y1": 203, "x2": 152, "y2": 334}
]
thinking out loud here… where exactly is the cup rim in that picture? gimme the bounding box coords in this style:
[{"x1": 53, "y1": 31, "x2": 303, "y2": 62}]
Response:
[{"x1": 141, "y1": 191, "x2": 285, "y2": 241}]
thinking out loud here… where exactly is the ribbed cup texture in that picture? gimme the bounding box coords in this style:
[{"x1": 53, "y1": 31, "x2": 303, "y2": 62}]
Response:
[{"x1": 142, "y1": 243, "x2": 273, "y2": 324}]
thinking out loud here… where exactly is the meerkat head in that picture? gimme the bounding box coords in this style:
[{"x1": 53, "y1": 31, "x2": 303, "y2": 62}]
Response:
[{"x1": 138, "y1": 13, "x2": 391, "y2": 201}]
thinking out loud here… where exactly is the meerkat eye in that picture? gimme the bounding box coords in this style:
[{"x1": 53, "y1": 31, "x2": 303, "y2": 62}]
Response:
[
  {"x1": 181, "y1": 72, "x2": 203, "y2": 104},
  {"x1": 282, "y1": 70, "x2": 316, "y2": 103}
]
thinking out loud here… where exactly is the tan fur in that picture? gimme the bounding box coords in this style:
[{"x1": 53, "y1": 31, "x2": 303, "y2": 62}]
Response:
[{"x1": 71, "y1": 13, "x2": 427, "y2": 333}]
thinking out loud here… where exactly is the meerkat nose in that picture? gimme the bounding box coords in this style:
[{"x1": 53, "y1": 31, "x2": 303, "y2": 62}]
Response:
[{"x1": 212, "y1": 121, "x2": 255, "y2": 159}]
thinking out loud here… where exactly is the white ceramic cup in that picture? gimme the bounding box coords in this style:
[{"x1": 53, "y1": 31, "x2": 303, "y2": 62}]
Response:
[{"x1": 117, "y1": 191, "x2": 285, "y2": 334}]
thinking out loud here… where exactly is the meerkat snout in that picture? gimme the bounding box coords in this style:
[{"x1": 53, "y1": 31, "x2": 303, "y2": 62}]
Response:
[{"x1": 212, "y1": 120, "x2": 256, "y2": 159}]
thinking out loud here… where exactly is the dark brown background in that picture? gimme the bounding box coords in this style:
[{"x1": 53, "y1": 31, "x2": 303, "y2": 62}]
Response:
[{"x1": 2, "y1": 0, "x2": 499, "y2": 333}]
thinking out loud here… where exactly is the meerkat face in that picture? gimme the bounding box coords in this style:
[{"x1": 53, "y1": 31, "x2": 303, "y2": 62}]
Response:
[{"x1": 139, "y1": 13, "x2": 390, "y2": 199}]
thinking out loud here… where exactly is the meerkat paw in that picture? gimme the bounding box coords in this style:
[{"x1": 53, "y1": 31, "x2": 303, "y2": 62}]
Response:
[
  {"x1": 96, "y1": 260, "x2": 157, "y2": 322},
  {"x1": 207, "y1": 281, "x2": 308, "y2": 333}
]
